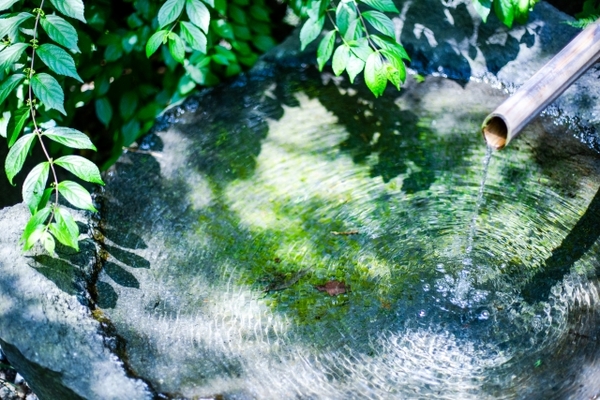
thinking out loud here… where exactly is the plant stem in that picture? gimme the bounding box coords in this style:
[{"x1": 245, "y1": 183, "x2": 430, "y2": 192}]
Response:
[
  {"x1": 352, "y1": 0, "x2": 377, "y2": 50},
  {"x1": 28, "y1": 0, "x2": 60, "y2": 213}
]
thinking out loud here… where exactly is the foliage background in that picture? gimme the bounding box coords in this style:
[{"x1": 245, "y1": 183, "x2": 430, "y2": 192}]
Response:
[{"x1": 0, "y1": 0, "x2": 595, "y2": 253}]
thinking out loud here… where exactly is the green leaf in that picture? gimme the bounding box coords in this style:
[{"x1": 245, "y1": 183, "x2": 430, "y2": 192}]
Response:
[
  {"x1": 306, "y1": 0, "x2": 327, "y2": 20},
  {"x1": 381, "y1": 49, "x2": 406, "y2": 81},
  {"x1": 21, "y1": 206, "x2": 52, "y2": 250},
  {"x1": 212, "y1": 19, "x2": 234, "y2": 40},
  {"x1": 7, "y1": 107, "x2": 29, "y2": 147},
  {"x1": 180, "y1": 21, "x2": 206, "y2": 53},
  {"x1": 5, "y1": 132, "x2": 35, "y2": 184},
  {"x1": 349, "y1": 37, "x2": 373, "y2": 61},
  {"x1": 211, "y1": 53, "x2": 229, "y2": 65},
  {"x1": 23, "y1": 225, "x2": 46, "y2": 250},
  {"x1": 0, "y1": 111, "x2": 8, "y2": 139},
  {"x1": 41, "y1": 230, "x2": 56, "y2": 255},
  {"x1": 95, "y1": 97, "x2": 112, "y2": 128},
  {"x1": 0, "y1": 13, "x2": 34, "y2": 40},
  {"x1": 494, "y1": 0, "x2": 515, "y2": 27},
  {"x1": 336, "y1": 2, "x2": 356, "y2": 36},
  {"x1": 121, "y1": 32, "x2": 139, "y2": 54},
  {"x1": 122, "y1": 118, "x2": 141, "y2": 146},
  {"x1": 332, "y1": 44, "x2": 350, "y2": 76},
  {"x1": 249, "y1": 5, "x2": 270, "y2": 22},
  {"x1": 49, "y1": 206, "x2": 79, "y2": 251},
  {"x1": 317, "y1": 30, "x2": 336, "y2": 71},
  {"x1": 365, "y1": 52, "x2": 386, "y2": 97},
  {"x1": 119, "y1": 92, "x2": 138, "y2": 120},
  {"x1": 22, "y1": 161, "x2": 50, "y2": 214},
  {"x1": 360, "y1": 0, "x2": 399, "y2": 13},
  {"x1": 253, "y1": 35, "x2": 276, "y2": 52},
  {"x1": 362, "y1": 10, "x2": 395, "y2": 38},
  {"x1": 299, "y1": 16, "x2": 324, "y2": 51},
  {"x1": 36, "y1": 44, "x2": 83, "y2": 82},
  {"x1": 146, "y1": 30, "x2": 169, "y2": 58},
  {"x1": 54, "y1": 156, "x2": 104, "y2": 185},
  {"x1": 0, "y1": 43, "x2": 28, "y2": 71},
  {"x1": 343, "y1": 19, "x2": 360, "y2": 42},
  {"x1": 0, "y1": 0, "x2": 19, "y2": 11},
  {"x1": 232, "y1": 24, "x2": 251, "y2": 41},
  {"x1": 385, "y1": 63, "x2": 402, "y2": 90},
  {"x1": 371, "y1": 35, "x2": 410, "y2": 60},
  {"x1": 168, "y1": 32, "x2": 185, "y2": 64},
  {"x1": 57, "y1": 180, "x2": 97, "y2": 212},
  {"x1": 346, "y1": 52, "x2": 365, "y2": 83},
  {"x1": 225, "y1": 61, "x2": 241, "y2": 77},
  {"x1": 186, "y1": 0, "x2": 210, "y2": 33},
  {"x1": 250, "y1": 21, "x2": 270, "y2": 35},
  {"x1": 49, "y1": 0, "x2": 86, "y2": 23},
  {"x1": 43, "y1": 127, "x2": 96, "y2": 150},
  {"x1": 158, "y1": 0, "x2": 185, "y2": 29},
  {"x1": 104, "y1": 43, "x2": 123, "y2": 62},
  {"x1": 93, "y1": 74, "x2": 110, "y2": 96},
  {"x1": 229, "y1": 4, "x2": 246, "y2": 25},
  {"x1": 37, "y1": 187, "x2": 53, "y2": 211},
  {"x1": 0, "y1": 73, "x2": 24, "y2": 105},
  {"x1": 31, "y1": 73, "x2": 66, "y2": 115},
  {"x1": 40, "y1": 14, "x2": 80, "y2": 52},
  {"x1": 231, "y1": 38, "x2": 253, "y2": 55},
  {"x1": 472, "y1": 0, "x2": 492, "y2": 23},
  {"x1": 515, "y1": 0, "x2": 531, "y2": 24}
]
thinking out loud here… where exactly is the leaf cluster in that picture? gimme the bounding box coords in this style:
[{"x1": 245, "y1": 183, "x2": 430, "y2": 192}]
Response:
[
  {"x1": 0, "y1": 0, "x2": 103, "y2": 254},
  {"x1": 145, "y1": 0, "x2": 280, "y2": 110},
  {"x1": 0, "y1": 0, "x2": 544, "y2": 256},
  {"x1": 472, "y1": 0, "x2": 539, "y2": 27},
  {"x1": 567, "y1": 0, "x2": 600, "y2": 28},
  {"x1": 300, "y1": 0, "x2": 409, "y2": 98},
  {"x1": 0, "y1": 0, "x2": 285, "y2": 254}
]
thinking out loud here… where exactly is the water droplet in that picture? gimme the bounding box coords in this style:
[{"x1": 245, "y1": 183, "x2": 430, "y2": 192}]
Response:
[
  {"x1": 423, "y1": 283, "x2": 430, "y2": 292},
  {"x1": 478, "y1": 309, "x2": 490, "y2": 320},
  {"x1": 418, "y1": 310, "x2": 426, "y2": 317},
  {"x1": 436, "y1": 263, "x2": 445, "y2": 272}
]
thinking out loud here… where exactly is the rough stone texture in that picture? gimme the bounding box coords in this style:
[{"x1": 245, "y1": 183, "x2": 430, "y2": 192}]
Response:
[
  {"x1": 391, "y1": 0, "x2": 600, "y2": 149},
  {"x1": 1, "y1": 1, "x2": 600, "y2": 399},
  {"x1": 0, "y1": 204, "x2": 152, "y2": 400}
]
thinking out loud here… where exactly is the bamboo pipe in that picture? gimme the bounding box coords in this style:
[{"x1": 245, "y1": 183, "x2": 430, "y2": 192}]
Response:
[{"x1": 482, "y1": 22, "x2": 600, "y2": 150}]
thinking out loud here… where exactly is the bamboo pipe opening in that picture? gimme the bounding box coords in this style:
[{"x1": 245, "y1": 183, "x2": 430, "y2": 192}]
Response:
[{"x1": 482, "y1": 115, "x2": 508, "y2": 150}]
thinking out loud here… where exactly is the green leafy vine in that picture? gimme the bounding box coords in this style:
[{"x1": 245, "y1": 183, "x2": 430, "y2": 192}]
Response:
[
  {"x1": 2, "y1": 0, "x2": 103, "y2": 255},
  {"x1": 299, "y1": 0, "x2": 410, "y2": 97}
]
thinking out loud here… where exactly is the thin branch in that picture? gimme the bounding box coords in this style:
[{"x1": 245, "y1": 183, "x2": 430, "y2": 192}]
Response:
[{"x1": 28, "y1": 0, "x2": 60, "y2": 218}]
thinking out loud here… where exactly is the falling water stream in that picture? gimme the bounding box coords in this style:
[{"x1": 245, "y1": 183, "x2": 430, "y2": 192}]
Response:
[
  {"x1": 466, "y1": 145, "x2": 494, "y2": 259},
  {"x1": 98, "y1": 71, "x2": 600, "y2": 399}
]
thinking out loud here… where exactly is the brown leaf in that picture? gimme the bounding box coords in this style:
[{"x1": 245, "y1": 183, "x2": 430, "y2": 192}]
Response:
[{"x1": 315, "y1": 280, "x2": 347, "y2": 296}]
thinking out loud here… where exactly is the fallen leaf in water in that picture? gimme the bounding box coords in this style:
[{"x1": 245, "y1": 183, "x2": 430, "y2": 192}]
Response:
[{"x1": 315, "y1": 280, "x2": 347, "y2": 296}]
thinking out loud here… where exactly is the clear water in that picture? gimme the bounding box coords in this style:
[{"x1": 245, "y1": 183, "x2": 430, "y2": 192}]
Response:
[{"x1": 100, "y1": 71, "x2": 600, "y2": 399}]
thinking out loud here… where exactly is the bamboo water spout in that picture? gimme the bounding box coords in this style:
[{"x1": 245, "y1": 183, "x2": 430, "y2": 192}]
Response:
[{"x1": 482, "y1": 22, "x2": 600, "y2": 150}]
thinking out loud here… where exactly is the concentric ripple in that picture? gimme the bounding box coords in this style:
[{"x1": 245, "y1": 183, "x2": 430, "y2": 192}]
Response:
[{"x1": 100, "y1": 72, "x2": 600, "y2": 398}]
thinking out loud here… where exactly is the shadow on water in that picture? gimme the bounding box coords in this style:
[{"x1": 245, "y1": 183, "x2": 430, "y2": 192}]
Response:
[
  {"x1": 521, "y1": 186, "x2": 600, "y2": 303},
  {"x1": 91, "y1": 64, "x2": 597, "y2": 400},
  {"x1": 89, "y1": 60, "x2": 600, "y2": 396},
  {"x1": 307, "y1": 76, "x2": 474, "y2": 192}
]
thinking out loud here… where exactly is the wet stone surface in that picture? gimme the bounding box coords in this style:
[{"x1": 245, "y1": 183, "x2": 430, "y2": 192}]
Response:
[
  {"x1": 2, "y1": 1, "x2": 600, "y2": 399},
  {"x1": 93, "y1": 67, "x2": 600, "y2": 399}
]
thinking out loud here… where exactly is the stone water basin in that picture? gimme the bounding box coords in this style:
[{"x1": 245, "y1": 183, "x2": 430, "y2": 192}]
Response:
[{"x1": 95, "y1": 68, "x2": 600, "y2": 399}]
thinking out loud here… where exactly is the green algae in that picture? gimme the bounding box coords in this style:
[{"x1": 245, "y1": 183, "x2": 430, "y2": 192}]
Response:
[{"x1": 97, "y1": 71, "x2": 600, "y2": 398}]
